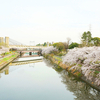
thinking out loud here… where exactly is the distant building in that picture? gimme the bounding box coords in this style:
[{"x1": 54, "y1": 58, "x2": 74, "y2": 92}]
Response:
[
  {"x1": 47, "y1": 42, "x2": 49, "y2": 47},
  {"x1": 0, "y1": 37, "x2": 4, "y2": 45}
]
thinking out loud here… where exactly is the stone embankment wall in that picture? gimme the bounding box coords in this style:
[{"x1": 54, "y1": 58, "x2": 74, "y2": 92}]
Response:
[
  {"x1": 0, "y1": 53, "x2": 19, "y2": 69},
  {"x1": 44, "y1": 54, "x2": 100, "y2": 91}
]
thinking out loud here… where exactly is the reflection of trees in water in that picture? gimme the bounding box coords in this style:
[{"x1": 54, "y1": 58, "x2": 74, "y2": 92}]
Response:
[
  {"x1": 43, "y1": 58, "x2": 54, "y2": 67},
  {"x1": 60, "y1": 70, "x2": 100, "y2": 100},
  {"x1": 43, "y1": 58, "x2": 63, "y2": 73},
  {"x1": 43, "y1": 58, "x2": 100, "y2": 100}
]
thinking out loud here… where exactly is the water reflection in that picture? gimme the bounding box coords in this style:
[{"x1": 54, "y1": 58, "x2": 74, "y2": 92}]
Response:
[
  {"x1": 29, "y1": 63, "x2": 35, "y2": 67},
  {"x1": 1, "y1": 57, "x2": 100, "y2": 100},
  {"x1": 11, "y1": 59, "x2": 42, "y2": 66},
  {"x1": 60, "y1": 71, "x2": 100, "y2": 100},
  {"x1": 0, "y1": 60, "x2": 76, "y2": 100},
  {"x1": 0, "y1": 65, "x2": 9, "y2": 78},
  {"x1": 0, "y1": 57, "x2": 42, "y2": 78},
  {"x1": 43, "y1": 59, "x2": 100, "y2": 100}
]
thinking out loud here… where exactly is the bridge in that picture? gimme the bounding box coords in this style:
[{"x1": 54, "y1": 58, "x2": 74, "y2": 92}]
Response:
[
  {"x1": 16, "y1": 49, "x2": 42, "y2": 56},
  {"x1": 0, "y1": 37, "x2": 49, "y2": 49}
]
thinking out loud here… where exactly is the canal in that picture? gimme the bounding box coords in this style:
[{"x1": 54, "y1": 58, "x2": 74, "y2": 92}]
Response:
[{"x1": 0, "y1": 56, "x2": 100, "y2": 100}]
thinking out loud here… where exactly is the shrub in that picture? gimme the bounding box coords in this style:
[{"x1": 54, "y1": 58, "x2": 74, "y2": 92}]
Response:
[
  {"x1": 68, "y1": 42, "x2": 79, "y2": 49},
  {"x1": 53, "y1": 42, "x2": 66, "y2": 52}
]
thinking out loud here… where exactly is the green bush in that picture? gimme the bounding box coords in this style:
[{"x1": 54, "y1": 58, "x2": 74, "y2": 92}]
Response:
[
  {"x1": 69, "y1": 42, "x2": 79, "y2": 49},
  {"x1": 53, "y1": 42, "x2": 66, "y2": 52}
]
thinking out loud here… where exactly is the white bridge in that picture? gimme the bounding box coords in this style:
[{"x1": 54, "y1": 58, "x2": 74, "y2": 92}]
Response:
[{"x1": 9, "y1": 45, "x2": 47, "y2": 49}]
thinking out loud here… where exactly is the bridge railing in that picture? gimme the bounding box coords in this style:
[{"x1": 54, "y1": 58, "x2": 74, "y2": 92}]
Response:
[{"x1": 9, "y1": 45, "x2": 47, "y2": 49}]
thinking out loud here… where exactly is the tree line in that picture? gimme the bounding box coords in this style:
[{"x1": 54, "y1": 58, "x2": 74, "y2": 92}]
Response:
[
  {"x1": 36, "y1": 42, "x2": 53, "y2": 46},
  {"x1": 52, "y1": 31, "x2": 100, "y2": 51},
  {"x1": 81, "y1": 31, "x2": 100, "y2": 46},
  {"x1": 36, "y1": 31, "x2": 100, "y2": 51}
]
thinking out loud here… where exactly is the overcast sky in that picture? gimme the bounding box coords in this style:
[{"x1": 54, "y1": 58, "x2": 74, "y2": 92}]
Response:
[{"x1": 0, "y1": 0, "x2": 100, "y2": 45}]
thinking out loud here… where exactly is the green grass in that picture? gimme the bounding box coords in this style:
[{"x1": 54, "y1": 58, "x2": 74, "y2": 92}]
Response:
[
  {"x1": 1, "y1": 51, "x2": 15, "y2": 56},
  {"x1": 95, "y1": 60, "x2": 100, "y2": 64},
  {"x1": 78, "y1": 64, "x2": 82, "y2": 67},
  {"x1": 94, "y1": 70, "x2": 100, "y2": 74},
  {"x1": 53, "y1": 56, "x2": 62, "y2": 61},
  {"x1": 3, "y1": 54, "x2": 17, "y2": 61},
  {"x1": 0, "y1": 53, "x2": 18, "y2": 65},
  {"x1": 77, "y1": 72, "x2": 82, "y2": 77}
]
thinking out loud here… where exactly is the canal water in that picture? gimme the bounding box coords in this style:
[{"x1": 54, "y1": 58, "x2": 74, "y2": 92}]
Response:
[{"x1": 0, "y1": 57, "x2": 100, "y2": 100}]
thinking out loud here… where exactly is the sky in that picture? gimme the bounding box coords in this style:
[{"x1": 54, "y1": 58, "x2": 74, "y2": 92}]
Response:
[{"x1": 0, "y1": 0, "x2": 100, "y2": 45}]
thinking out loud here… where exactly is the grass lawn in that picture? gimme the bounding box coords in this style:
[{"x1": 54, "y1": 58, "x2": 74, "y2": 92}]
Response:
[
  {"x1": 53, "y1": 56, "x2": 62, "y2": 61},
  {"x1": 0, "y1": 53, "x2": 19, "y2": 65}
]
